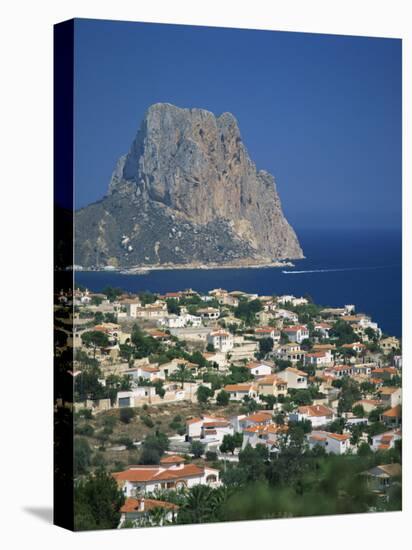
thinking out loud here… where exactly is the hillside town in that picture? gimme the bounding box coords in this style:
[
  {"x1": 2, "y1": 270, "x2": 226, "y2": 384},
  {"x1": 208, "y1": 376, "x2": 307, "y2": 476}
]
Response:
[{"x1": 55, "y1": 286, "x2": 402, "y2": 529}]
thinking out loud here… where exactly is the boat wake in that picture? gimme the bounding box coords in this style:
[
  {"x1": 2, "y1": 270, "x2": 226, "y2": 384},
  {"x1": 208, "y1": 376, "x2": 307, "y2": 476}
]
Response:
[{"x1": 282, "y1": 265, "x2": 395, "y2": 275}]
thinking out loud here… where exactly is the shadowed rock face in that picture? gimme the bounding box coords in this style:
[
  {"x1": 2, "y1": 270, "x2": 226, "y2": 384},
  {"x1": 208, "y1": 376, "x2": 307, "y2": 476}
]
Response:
[{"x1": 75, "y1": 103, "x2": 303, "y2": 268}]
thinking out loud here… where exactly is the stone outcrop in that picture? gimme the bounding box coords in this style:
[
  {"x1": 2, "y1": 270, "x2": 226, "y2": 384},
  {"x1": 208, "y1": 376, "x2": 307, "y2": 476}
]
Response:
[{"x1": 75, "y1": 103, "x2": 303, "y2": 268}]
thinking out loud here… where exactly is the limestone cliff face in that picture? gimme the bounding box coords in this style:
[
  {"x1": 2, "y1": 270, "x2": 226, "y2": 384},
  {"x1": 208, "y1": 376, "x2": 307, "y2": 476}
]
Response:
[{"x1": 75, "y1": 103, "x2": 303, "y2": 268}]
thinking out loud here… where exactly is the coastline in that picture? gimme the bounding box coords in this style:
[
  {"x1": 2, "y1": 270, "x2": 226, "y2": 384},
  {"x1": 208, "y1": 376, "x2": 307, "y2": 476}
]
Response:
[{"x1": 75, "y1": 259, "x2": 297, "y2": 275}]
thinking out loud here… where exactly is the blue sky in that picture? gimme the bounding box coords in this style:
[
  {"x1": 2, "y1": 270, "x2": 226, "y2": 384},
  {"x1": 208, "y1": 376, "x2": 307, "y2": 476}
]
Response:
[{"x1": 74, "y1": 19, "x2": 401, "y2": 231}]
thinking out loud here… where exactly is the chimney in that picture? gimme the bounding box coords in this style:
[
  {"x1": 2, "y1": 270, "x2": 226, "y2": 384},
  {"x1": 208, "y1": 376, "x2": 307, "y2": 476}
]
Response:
[{"x1": 138, "y1": 498, "x2": 145, "y2": 512}]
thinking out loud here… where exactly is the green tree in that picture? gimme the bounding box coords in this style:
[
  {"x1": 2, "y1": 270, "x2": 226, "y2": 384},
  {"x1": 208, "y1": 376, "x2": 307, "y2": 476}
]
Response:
[
  {"x1": 74, "y1": 469, "x2": 125, "y2": 530},
  {"x1": 119, "y1": 407, "x2": 135, "y2": 424},
  {"x1": 190, "y1": 440, "x2": 205, "y2": 458},
  {"x1": 234, "y1": 299, "x2": 263, "y2": 325},
  {"x1": 81, "y1": 330, "x2": 110, "y2": 359},
  {"x1": 196, "y1": 385, "x2": 213, "y2": 404},
  {"x1": 74, "y1": 437, "x2": 92, "y2": 475},
  {"x1": 216, "y1": 389, "x2": 229, "y2": 406},
  {"x1": 258, "y1": 337, "x2": 274, "y2": 358},
  {"x1": 140, "y1": 432, "x2": 169, "y2": 464},
  {"x1": 166, "y1": 298, "x2": 181, "y2": 315},
  {"x1": 102, "y1": 286, "x2": 123, "y2": 302}
]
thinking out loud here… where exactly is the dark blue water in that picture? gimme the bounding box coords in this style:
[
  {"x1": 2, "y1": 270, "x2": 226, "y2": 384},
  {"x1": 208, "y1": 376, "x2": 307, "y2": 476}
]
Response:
[{"x1": 75, "y1": 229, "x2": 402, "y2": 336}]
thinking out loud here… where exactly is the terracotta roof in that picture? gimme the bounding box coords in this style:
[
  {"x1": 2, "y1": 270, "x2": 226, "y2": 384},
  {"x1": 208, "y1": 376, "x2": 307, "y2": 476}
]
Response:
[
  {"x1": 306, "y1": 352, "x2": 327, "y2": 358},
  {"x1": 243, "y1": 412, "x2": 272, "y2": 423},
  {"x1": 342, "y1": 342, "x2": 365, "y2": 349},
  {"x1": 113, "y1": 467, "x2": 162, "y2": 482},
  {"x1": 283, "y1": 325, "x2": 308, "y2": 332},
  {"x1": 245, "y1": 361, "x2": 272, "y2": 370},
  {"x1": 285, "y1": 367, "x2": 307, "y2": 376},
  {"x1": 327, "y1": 433, "x2": 351, "y2": 441},
  {"x1": 258, "y1": 375, "x2": 285, "y2": 386},
  {"x1": 209, "y1": 330, "x2": 230, "y2": 337},
  {"x1": 376, "y1": 464, "x2": 401, "y2": 477},
  {"x1": 310, "y1": 434, "x2": 327, "y2": 442},
  {"x1": 203, "y1": 421, "x2": 230, "y2": 428},
  {"x1": 224, "y1": 384, "x2": 253, "y2": 392},
  {"x1": 121, "y1": 497, "x2": 178, "y2": 513},
  {"x1": 244, "y1": 423, "x2": 287, "y2": 434},
  {"x1": 382, "y1": 405, "x2": 401, "y2": 418},
  {"x1": 332, "y1": 365, "x2": 353, "y2": 372},
  {"x1": 298, "y1": 404, "x2": 334, "y2": 417},
  {"x1": 153, "y1": 464, "x2": 205, "y2": 481},
  {"x1": 160, "y1": 455, "x2": 186, "y2": 464},
  {"x1": 114, "y1": 463, "x2": 207, "y2": 484},
  {"x1": 379, "y1": 387, "x2": 400, "y2": 395},
  {"x1": 186, "y1": 417, "x2": 202, "y2": 425}
]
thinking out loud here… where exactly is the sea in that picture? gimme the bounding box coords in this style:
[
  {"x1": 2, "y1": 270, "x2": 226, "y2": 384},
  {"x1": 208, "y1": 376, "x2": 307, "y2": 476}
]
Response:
[{"x1": 75, "y1": 229, "x2": 402, "y2": 337}]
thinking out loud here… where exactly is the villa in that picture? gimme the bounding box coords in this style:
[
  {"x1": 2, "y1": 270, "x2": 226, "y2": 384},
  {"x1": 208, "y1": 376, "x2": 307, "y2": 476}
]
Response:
[{"x1": 113, "y1": 459, "x2": 220, "y2": 496}]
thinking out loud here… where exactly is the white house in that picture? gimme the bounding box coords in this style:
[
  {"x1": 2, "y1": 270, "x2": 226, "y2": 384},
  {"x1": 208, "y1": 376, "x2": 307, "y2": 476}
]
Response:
[
  {"x1": 304, "y1": 350, "x2": 333, "y2": 368},
  {"x1": 224, "y1": 383, "x2": 258, "y2": 401},
  {"x1": 378, "y1": 387, "x2": 402, "y2": 409},
  {"x1": 113, "y1": 460, "x2": 220, "y2": 496},
  {"x1": 274, "y1": 309, "x2": 299, "y2": 323},
  {"x1": 197, "y1": 307, "x2": 220, "y2": 320},
  {"x1": 118, "y1": 497, "x2": 179, "y2": 527},
  {"x1": 277, "y1": 295, "x2": 308, "y2": 307},
  {"x1": 275, "y1": 343, "x2": 306, "y2": 363},
  {"x1": 254, "y1": 327, "x2": 280, "y2": 342},
  {"x1": 290, "y1": 404, "x2": 335, "y2": 427},
  {"x1": 307, "y1": 431, "x2": 351, "y2": 455},
  {"x1": 242, "y1": 423, "x2": 288, "y2": 452},
  {"x1": 245, "y1": 361, "x2": 273, "y2": 377},
  {"x1": 207, "y1": 330, "x2": 234, "y2": 352},
  {"x1": 278, "y1": 367, "x2": 308, "y2": 389},
  {"x1": 186, "y1": 415, "x2": 228, "y2": 439},
  {"x1": 371, "y1": 429, "x2": 402, "y2": 452},
  {"x1": 237, "y1": 411, "x2": 273, "y2": 431},
  {"x1": 282, "y1": 325, "x2": 309, "y2": 344},
  {"x1": 124, "y1": 300, "x2": 142, "y2": 318},
  {"x1": 117, "y1": 387, "x2": 156, "y2": 408},
  {"x1": 314, "y1": 322, "x2": 332, "y2": 339}
]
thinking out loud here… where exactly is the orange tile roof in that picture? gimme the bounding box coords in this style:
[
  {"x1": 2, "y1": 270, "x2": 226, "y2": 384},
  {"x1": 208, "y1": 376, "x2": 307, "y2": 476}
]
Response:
[
  {"x1": 379, "y1": 387, "x2": 400, "y2": 395},
  {"x1": 160, "y1": 455, "x2": 186, "y2": 464},
  {"x1": 298, "y1": 404, "x2": 334, "y2": 417},
  {"x1": 244, "y1": 423, "x2": 287, "y2": 435},
  {"x1": 258, "y1": 375, "x2": 285, "y2": 386},
  {"x1": 285, "y1": 367, "x2": 307, "y2": 376},
  {"x1": 310, "y1": 434, "x2": 327, "y2": 442},
  {"x1": 203, "y1": 421, "x2": 230, "y2": 428},
  {"x1": 121, "y1": 497, "x2": 178, "y2": 513},
  {"x1": 283, "y1": 325, "x2": 308, "y2": 332},
  {"x1": 243, "y1": 412, "x2": 272, "y2": 423},
  {"x1": 186, "y1": 417, "x2": 202, "y2": 425},
  {"x1": 327, "y1": 433, "x2": 351, "y2": 441},
  {"x1": 114, "y1": 464, "x2": 206, "y2": 484},
  {"x1": 153, "y1": 464, "x2": 205, "y2": 481},
  {"x1": 224, "y1": 384, "x2": 253, "y2": 392},
  {"x1": 113, "y1": 467, "x2": 162, "y2": 482},
  {"x1": 382, "y1": 405, "x2": 401, "y2": 418}
]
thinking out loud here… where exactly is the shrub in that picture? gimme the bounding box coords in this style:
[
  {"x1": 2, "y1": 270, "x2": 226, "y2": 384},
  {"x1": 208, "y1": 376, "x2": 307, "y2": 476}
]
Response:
[
  {"x1": 119, "y1": 407, "x2": 136, "y2": 424},
  {"x1": 75, "y1": 423, "x2": 95, "y2": 437},
  {"x1": 206, "y1": 451, "x2": 217, "y2": 461},
  {"x1": 140, "y1": 414, "x2": 155, "y2": 428},
  {"x1": 91, "y1": 452, "x2": 106, "y2": 468}
]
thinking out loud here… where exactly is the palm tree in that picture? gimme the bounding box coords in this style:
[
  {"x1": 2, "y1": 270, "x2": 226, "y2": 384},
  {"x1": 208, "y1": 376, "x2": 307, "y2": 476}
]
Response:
[
  {"x1": 182, "y1": 485, "x2": 213, "y2": 523},
  {"x1": 146, "y1": 506, "x2": 172, "y2": 527}
]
